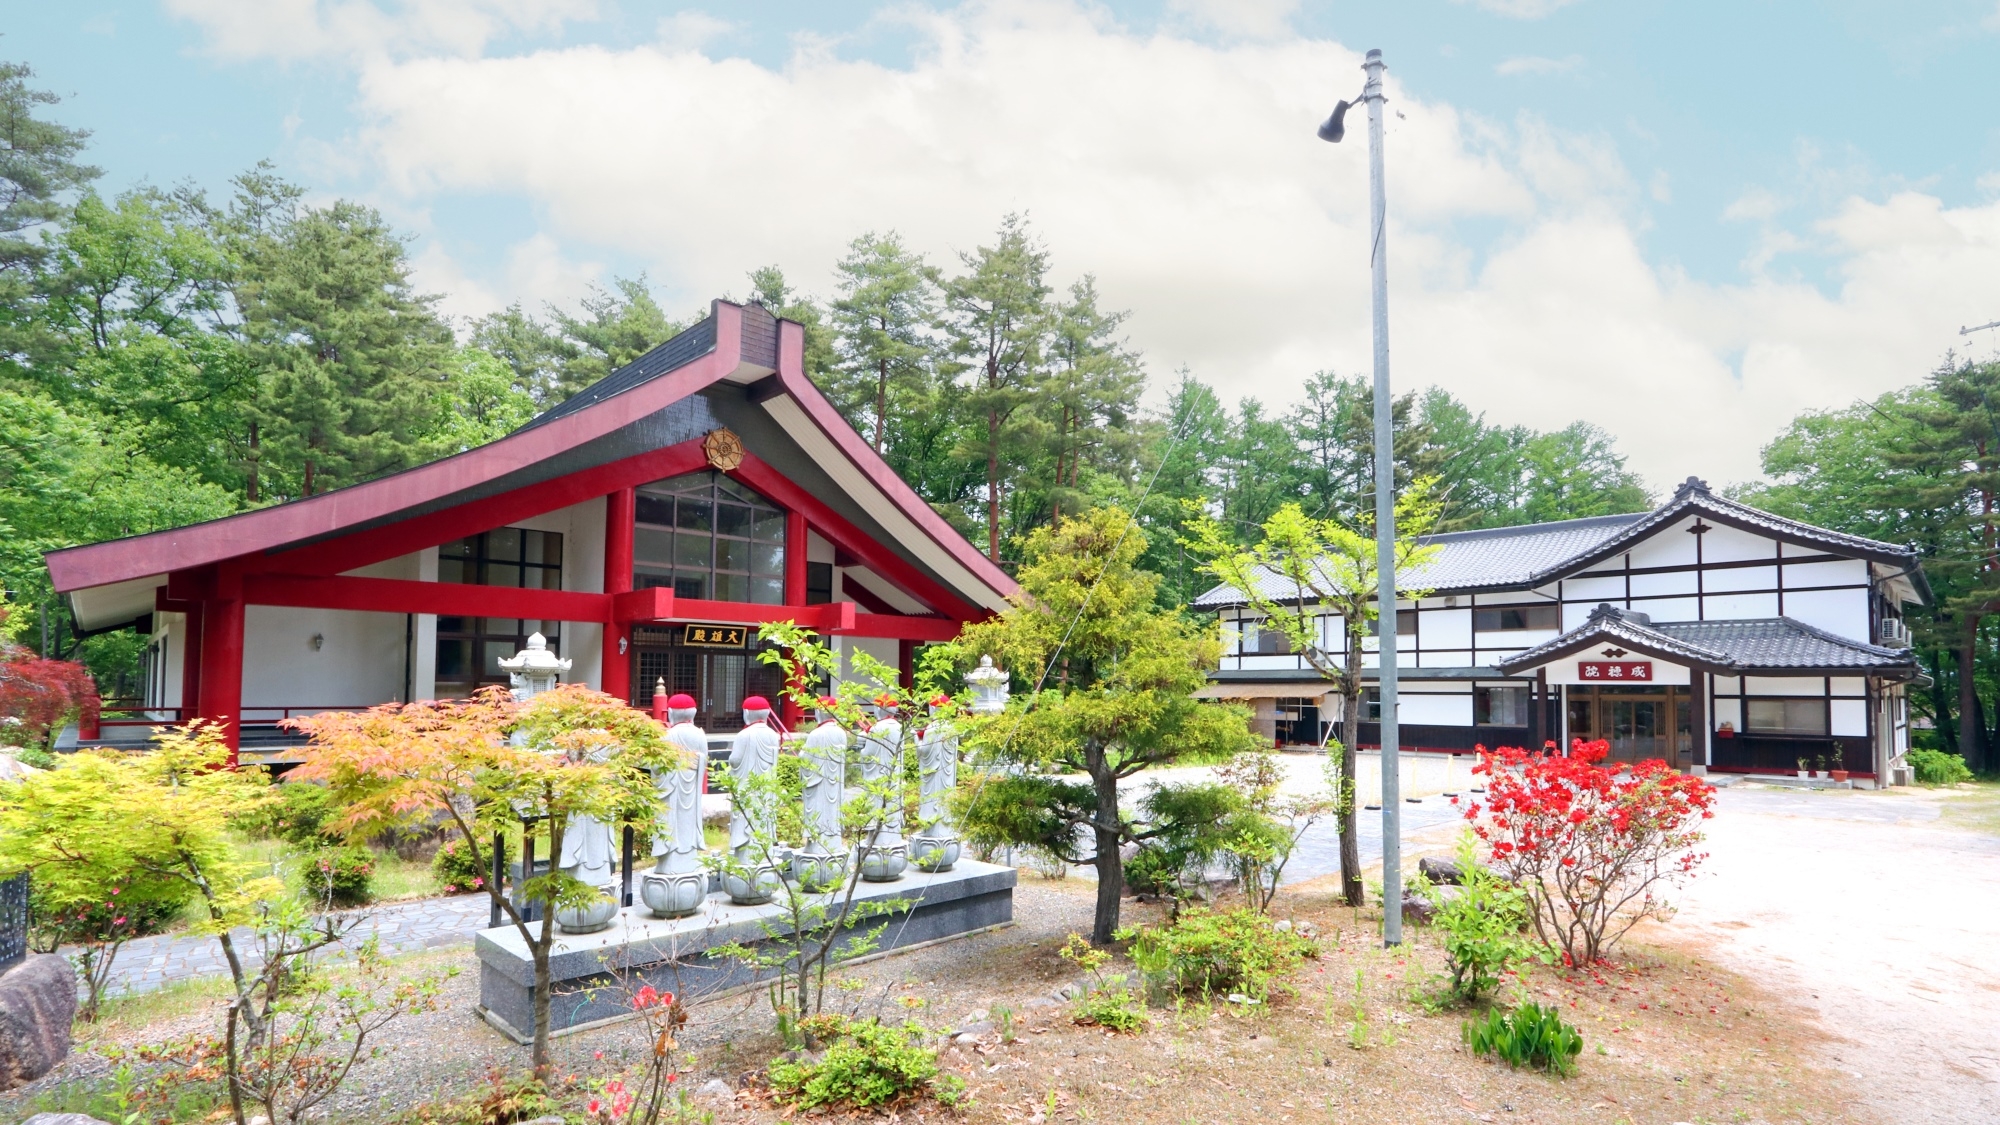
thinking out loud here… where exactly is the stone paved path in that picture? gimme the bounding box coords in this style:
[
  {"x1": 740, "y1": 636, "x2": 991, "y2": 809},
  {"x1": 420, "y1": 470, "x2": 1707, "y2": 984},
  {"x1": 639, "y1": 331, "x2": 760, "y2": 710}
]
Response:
[{"x1": 90, "y1": 892, "x2": 494, "y2": 996}]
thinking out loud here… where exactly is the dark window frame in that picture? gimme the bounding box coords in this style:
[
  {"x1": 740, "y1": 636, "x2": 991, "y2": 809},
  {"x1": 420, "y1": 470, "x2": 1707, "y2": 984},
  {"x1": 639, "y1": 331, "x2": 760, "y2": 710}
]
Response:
[
  {"x1": 434, "y1": 527, "x2": 565, "y2": 699},
  {"x1": 1473, "y1": 604, "x2": 1560, "y2": 632},
  {"x1": 633, "y1": 471, "x2": 787, "y2": 606}
]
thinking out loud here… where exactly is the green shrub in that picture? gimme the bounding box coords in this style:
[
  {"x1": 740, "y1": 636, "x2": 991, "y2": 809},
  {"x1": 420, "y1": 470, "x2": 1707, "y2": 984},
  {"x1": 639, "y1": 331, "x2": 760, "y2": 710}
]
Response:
[
  {"x1": 300, "y1": 845, "x2": 374, "y2": 907},
  {"x1": 1424, "y1": 835, "x2": 1544, "y2": 1005},
  {"x1": 1463, "y1": 1002, "x2": 1584, "y2": 1076},
  {"x1": 13, "y1": 745, "x2": 55, "y2": 770},
  {"x1": 1124, "y1": 906, "x2": 1317, "y2": 1001},
  {"x1": 269, "y1": 780, "x2": 340, "y2": 845},
  {"x1": 432, "y1": 836, "x2": 507, "y2": 895},
  {"x1": 1908, "y1": 748, "x2": 1974, "y2": 786},
  {"x1": 1058, "y1": 933, "x2": 1145, "y2": 1032},
  {"x1": 767, "y1": 1016, "x2": 964, "y2": 1110}
]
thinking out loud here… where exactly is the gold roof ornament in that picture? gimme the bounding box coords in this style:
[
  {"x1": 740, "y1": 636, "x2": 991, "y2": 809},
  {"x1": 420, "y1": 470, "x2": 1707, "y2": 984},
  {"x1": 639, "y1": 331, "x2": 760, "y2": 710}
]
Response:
[{"x1": 703, "y1": 427, "x2": 745, "y2": 471}]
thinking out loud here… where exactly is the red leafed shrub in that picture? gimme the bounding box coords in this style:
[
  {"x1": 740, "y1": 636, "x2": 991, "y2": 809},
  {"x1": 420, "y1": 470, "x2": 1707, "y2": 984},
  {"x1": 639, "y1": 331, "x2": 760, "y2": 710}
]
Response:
[
  {"x1": 0, "y1": 644, "x2": 101, "y2": 749},
  {"x1": 1461, "y1": 739, "x2": 1715, "y2": 966}
]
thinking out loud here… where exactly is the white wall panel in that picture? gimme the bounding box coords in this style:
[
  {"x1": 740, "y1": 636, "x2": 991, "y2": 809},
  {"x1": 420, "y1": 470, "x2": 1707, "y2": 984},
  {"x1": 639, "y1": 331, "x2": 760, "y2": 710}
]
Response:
[
  {"x1": 1831, "y1": 699, "x2": 1868, "y2": 737},
  {"x1": 1699, "y1": 523, "x2": 1777, "y2": 563},
  {"x1": 1782, "y1": 558, "x2": 1868, "y2": 589},
  {"x1": 1631, "y1": 571, "x2": 1698, "y2": 597},
  {"x1": 1784, "y1": 588, "x2": 1869, "y2": 640},
  {"x1": 1711, "y1": 696, "x2": 1741, "y2": 731},
  {"x1": 1702, "y1": 592, "x2": 1780, "y2": 620},
  {"x1": 1743, "y1": 676, "x2": 1826, "y2": 696},
  {"x1": 1703, "y1": 565, "x2": 1777, "y2": 593},
  {"x1": 1830, "y1": 677, "x2": 1867, "y2": 697},
  {"x1": 1563, "y1": 576, "x2": 1625, "y2": 603},
  {"x1": 1635, "y1": 597, "x2": 1699, "y2": 622},
  {"x1": 1419, "y1": 650, "x2": 1472, "y2": 668},
  {"x1": 1424, "y1": 608, "x2": 1472, "y2": 648},
  {"x1": 1400, "y1": 692, "x2": 1472, "y2": 725},
  {"x1": 1627, "y1": 522, "x2": 1698, "y2": 568},
  {"x1": 243, "y1": 606, "x2": 405, "y2": 710}
]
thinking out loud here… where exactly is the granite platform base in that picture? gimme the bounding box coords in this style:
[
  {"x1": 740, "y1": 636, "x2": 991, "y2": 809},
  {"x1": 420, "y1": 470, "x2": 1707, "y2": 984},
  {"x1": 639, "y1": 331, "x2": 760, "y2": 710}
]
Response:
[{"x1": 473, "y1": 859, "x2": 1016, "y2": 1042}]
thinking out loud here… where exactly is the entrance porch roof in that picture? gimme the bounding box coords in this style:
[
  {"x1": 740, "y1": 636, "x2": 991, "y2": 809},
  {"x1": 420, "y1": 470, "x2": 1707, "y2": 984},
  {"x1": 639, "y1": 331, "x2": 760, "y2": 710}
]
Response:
[{"x1": 1493, "y1": 604, "x2": 1921, "y2": 680}]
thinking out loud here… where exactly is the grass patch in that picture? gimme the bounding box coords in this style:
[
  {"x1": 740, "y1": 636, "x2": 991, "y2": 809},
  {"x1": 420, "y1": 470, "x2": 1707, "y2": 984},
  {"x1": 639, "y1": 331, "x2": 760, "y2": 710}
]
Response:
[
  {"x1": 1940, "y1": 780, "x2": 2000, "y2": 838},
  {"x1": 79, "y1": 973, "x2": 236, "y2": 1042}
]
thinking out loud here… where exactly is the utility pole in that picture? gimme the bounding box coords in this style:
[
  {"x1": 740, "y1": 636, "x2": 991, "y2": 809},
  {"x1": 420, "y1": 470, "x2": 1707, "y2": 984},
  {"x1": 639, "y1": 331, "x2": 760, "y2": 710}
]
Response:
[{"x1": 1318, "y1": 48, "x2": 1403, "y2": 946}]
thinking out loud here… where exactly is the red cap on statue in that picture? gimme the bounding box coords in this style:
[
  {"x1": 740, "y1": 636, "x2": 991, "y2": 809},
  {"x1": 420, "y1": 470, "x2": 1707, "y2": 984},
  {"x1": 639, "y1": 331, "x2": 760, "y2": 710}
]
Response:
[
  {"x1": 667, "y1": 694, "x2": 697, "y2": 711},
  {"x1": 742, "y1": 696, "x2": 771, "y2": 713}
]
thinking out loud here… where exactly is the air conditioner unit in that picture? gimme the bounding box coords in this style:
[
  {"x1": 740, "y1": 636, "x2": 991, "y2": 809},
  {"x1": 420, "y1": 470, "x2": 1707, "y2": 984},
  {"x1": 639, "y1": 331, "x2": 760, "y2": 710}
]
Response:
[{"x1": 1878, "y1": 618, "x2": 1911, "y2": 648}]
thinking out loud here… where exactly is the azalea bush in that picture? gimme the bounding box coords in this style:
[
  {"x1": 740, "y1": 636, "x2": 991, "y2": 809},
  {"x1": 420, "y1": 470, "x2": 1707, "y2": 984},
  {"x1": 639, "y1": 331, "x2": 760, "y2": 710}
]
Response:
[
  {"x1": 1461, "y1": 739, "x2": 1715, "y2": 966},
  {"x1": 581, "y1": 984, "x2": 698, "y2": 1125}
]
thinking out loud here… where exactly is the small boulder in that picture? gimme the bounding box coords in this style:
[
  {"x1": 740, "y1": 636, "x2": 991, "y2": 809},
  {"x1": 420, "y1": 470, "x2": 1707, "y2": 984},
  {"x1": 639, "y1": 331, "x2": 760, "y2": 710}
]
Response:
[
  {"x1": 0, "y1": 956, "x2": 76, "y2": 1090},
  {"x1": 23, "y1": 1115, "x2": 116, "y2": 1125},
  {"x1": 695, "y1": 1078, "x2": 734, "y2": 1104},
  {"x1": 1417, "y1": 856, "x2": 1465, "y2": 885}
]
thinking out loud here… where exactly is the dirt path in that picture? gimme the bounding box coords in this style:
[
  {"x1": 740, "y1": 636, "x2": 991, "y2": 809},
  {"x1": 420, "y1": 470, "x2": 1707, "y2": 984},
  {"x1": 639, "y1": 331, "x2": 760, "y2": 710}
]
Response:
[{"x1": 1644, "y1": 782, "x2": 2000, "y2": 1125}]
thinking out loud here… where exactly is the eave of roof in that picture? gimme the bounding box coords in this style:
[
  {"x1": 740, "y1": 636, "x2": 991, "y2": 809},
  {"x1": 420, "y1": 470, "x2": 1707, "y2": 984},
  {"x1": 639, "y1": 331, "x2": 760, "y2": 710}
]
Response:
[{"x1": 1494, "y1": 604, "x2": 1920, "y2": 679}]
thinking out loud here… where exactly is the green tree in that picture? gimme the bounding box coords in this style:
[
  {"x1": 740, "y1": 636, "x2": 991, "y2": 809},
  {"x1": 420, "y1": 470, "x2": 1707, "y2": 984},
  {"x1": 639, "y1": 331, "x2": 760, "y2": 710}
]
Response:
[
  {"x1": 0, "y1": 61, "x2": 99, "y2": 377},
  {"x1": 421, "y1": 345, "x2": 538, "y2": 455},
  {"x1": 945, "y1": 214, "x2": 1051, "y2": 561},
  {"x1": 233, "y1": 195, "x2": 454, "y2": 497},
  {"x1": 746, "y1": 263, "x2": 834, "y2": 380},
  {"x1": 955, "y1": 507, "x2": 1258, "y2": 943},
  {"x1": 1136, "y1": 370, "x2": 1234, "y2": 607},
  {"x1": 1027, "y1": 277, "x2": 1147, "y2": 530},
  {"x1": 825, "y1": 232, "x2": 940, "y2": 454},
  {"x1": 1517, "y1": 422, "x2": 1649, "y2": 524},
  {"x1": 1183, "y1": 484, "x2": 1442, "y2": 907},
  {"x1": 546, "y1": 275, "x2": 682, "y2": 401}
]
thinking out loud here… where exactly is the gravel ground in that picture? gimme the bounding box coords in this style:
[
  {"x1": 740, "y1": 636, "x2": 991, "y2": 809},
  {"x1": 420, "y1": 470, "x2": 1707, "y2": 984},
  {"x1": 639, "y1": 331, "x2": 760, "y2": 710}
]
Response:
[{"x1": 1639, "y1": 782, "x2": 2000, "y2": 1125}]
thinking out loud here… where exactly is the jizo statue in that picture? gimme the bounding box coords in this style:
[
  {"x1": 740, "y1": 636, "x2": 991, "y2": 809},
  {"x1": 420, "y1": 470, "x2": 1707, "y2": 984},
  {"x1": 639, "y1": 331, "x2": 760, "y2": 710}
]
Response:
[
  {"x1": 856, "y1": 695, "x2": 909, "y2": 882},
  {"x1": 721, "y1": 694, "x2": 783, "y2": 904},
  {"x1": 794, "y1": 697, "x2": 848, "y2": 890},
  {"x1": 641, "y1": 689, "x2": 709, "y2": 918},
  {"x1": 911, "y1": 693, "x2": 961, "y2": 872},
  {"x1": 501, "y1": 634, "x2": 617, "y2": 934}
]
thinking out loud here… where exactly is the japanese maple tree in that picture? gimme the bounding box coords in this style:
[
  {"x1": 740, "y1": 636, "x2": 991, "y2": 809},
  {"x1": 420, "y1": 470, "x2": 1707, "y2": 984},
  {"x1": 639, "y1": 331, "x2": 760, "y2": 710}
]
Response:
[
  {"x1": 0, "y1": 643, "x2": 100, "y2": 750},
  {"x1": 1460, "y1": 739, "x2": 1715, "y2": 966}
]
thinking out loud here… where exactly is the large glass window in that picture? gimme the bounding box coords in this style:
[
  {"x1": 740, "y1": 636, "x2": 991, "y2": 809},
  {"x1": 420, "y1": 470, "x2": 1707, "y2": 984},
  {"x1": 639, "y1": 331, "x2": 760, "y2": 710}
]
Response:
[
  {"x1": 434, "y1": 528, "x2": 564, "y2": 699},
  {"x1": 1364, "y1": 610, "x2": 1418, "y2": 636},
  {"x1": 1475, "y1": 685, "x2": 1529, "y2": 725},
  {"x1": 633, "y1": 472, "x2": 786, "y2": 604},
  {"x1": 1242, "y1": 620, "x2": 1294, "y2": 655},
  {"x1": 1746, "y1": 698, "x2": 1829, "y2": 736}
]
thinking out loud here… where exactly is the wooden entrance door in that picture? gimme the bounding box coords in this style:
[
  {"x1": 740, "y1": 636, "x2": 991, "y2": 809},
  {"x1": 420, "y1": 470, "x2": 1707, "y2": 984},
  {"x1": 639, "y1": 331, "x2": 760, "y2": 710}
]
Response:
[{"x1": 1566, "y1": 685, "x2": 1692, "y2": 763}]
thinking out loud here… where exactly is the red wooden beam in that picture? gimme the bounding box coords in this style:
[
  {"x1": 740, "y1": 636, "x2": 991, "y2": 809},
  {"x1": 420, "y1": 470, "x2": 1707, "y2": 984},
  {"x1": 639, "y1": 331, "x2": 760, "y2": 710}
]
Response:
[
  {"x1": 636, "y1": 598, "x2": 855, "y2": 633},
  {"x1": 198, "y1": 570, "x2": 245, "y2": 762},
  {"x1": 244, "y1": 574, "x2": 613, "y2": 622},
  {"x1": 611, "y1": 587, "x2": 675, "y2": 623},
  {"x1": 842, "y1": 613, "x2": 962, "y2": 642},
  {"x1": 727, "y1": 453, "x2": 982, "y2": 621}
]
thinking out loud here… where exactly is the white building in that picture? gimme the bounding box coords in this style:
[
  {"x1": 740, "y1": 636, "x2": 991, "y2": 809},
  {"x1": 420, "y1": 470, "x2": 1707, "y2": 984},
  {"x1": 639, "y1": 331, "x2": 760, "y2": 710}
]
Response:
[{"x1": 1194, "y1": 477, "x2": 1929, "y2": 786}]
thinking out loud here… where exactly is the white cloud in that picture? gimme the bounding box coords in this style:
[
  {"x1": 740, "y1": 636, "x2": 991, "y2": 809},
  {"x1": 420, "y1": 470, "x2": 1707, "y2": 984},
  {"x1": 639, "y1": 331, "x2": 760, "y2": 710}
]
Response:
[
  {"x1": 1723, "y1": 188, "x2": 1785, "y2": 223},
  {"x1": 656, "y1": 11, "x2": 735, "y2": 53},
  {"x1": 1460, "y1": 0, "x2": 1589, "y2": 19},
  {"x1": 164, "y1": 0, "x2": 598, "y2": 62},
  {"x1": 254, "y1": 0, "x2": 1997, "y2": 490},
  {"x1": 1166, "y1": 0, "x2": 1298, "y2": 39},
  {"x1": 1495, "y1": 54, "x2": 1582, "y2": 76}
]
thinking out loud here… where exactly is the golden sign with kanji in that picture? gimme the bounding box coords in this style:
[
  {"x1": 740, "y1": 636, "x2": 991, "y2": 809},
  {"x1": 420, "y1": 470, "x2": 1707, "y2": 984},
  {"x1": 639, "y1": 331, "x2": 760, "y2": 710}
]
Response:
[
  {"x1": 682, "y1": 623, "x2": 749, "y2": 648},
  {"x1": 702, "y1": 427, "x2": 745, "y2": 471}
]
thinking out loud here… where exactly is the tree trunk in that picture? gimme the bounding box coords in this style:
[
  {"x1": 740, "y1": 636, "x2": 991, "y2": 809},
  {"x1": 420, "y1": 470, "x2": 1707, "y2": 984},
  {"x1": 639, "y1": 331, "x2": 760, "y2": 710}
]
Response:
[
  {"x1": 1960, "y1": 622, "x2": 1987, "y2": 771},
  {"x1": 1338, "y1": 628, "x2": 1364, "y2": 907},
  {"x1": 986, "y1": 415, "x2": 1001, "y2": 563},
  {"x1": 875, "y1": 355, "x2": 888, "y2": 453},
  {"x1": 1089, "y1": 760, "x2": 1123, "y2": 945},
  {"x1": 245, "y1": 420, "x2": 260, "y2": 504}
]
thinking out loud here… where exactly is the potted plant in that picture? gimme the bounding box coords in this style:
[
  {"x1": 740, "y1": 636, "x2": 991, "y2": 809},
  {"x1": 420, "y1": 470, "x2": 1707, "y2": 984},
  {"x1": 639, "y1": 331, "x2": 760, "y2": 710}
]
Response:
[
  {"x1": 1829, "y1": 743, "x2": 1850, "y2": 784},
  {"x1": 1796, "y1": 756, "x2": 1810, "y2": 780}
]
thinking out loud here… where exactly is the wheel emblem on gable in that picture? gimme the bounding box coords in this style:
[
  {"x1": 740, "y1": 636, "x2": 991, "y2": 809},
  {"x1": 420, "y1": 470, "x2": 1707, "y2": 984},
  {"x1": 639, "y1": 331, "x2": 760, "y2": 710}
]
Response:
[{"x1": 703, "y1": 428, "x2": 745, "y2": 471}]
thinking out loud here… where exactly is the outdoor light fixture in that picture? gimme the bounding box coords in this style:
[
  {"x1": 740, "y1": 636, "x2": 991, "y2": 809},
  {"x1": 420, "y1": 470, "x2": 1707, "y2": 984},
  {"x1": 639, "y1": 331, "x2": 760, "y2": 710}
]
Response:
[
  {"x1": 310, "y1": 632, "x2": 324, "y2": 651},
  {"x1": 619, "y1": 636, "x2": 629, "y2": 655},
  {"x1": 1316, "y1": 94, "x2": 1360, "y2": 143}
]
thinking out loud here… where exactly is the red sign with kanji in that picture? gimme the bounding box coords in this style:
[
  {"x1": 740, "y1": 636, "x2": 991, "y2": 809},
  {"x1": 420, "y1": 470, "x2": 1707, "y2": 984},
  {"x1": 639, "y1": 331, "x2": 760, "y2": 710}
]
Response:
[{"x1": 1578, "y1": 660, "x2": 1651, "y2": 681}]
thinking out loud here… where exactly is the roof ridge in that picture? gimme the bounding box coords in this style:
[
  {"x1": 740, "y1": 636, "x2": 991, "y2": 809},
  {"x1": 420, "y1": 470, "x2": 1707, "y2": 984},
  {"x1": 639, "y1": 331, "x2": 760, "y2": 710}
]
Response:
[{"x1": 1419, "y1": 511, "x2": 1647, "y2": 544}]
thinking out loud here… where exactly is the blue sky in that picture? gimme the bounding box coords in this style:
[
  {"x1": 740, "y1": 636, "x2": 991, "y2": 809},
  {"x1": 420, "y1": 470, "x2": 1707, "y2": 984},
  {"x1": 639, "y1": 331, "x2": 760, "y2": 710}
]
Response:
[{"x1": 8, "y1": 1, "x2": 2000, "y2": 484}]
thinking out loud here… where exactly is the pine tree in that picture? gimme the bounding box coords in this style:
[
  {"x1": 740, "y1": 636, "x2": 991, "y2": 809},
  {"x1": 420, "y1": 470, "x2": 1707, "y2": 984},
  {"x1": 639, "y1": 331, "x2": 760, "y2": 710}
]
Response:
[
  {"x1": 1032, "y1": 276, "x2": 1146, "y2": 528},
  {"x1": 825, "y1": 233, "x2": 940, "y2": 453},
  {"x1": 945, "y1": 214, "x2": 1052, "y2": 562},
  {"x1": 0, "y1": 61, "x2": 99, "y2": 379}
]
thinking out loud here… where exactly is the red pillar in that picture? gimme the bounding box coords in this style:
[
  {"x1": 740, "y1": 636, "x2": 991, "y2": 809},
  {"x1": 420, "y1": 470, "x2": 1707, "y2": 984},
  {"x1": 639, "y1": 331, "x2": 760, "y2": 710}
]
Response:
[
  {"x1": 603, "y1": 488, "x2": 636, "y2": 704},
  {"x1": 197, "y1": 588, "x2": 245, "y2": 766},
  {"x1": 179, "y1": 601, "x2": 204, "y2": 720},
  {"x1": 782, "y1": 509, "x2": 810, "y2": 730},
  {"x1": 898, "y1": 639, "x2": 916, "y2": 691}
]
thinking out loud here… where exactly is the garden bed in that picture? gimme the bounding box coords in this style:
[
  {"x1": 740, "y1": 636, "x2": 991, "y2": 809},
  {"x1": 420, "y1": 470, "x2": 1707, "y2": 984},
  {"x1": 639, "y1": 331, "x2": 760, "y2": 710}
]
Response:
[{"x1": 4, "y1": 870, "x2": 1871, "y2": 1125}]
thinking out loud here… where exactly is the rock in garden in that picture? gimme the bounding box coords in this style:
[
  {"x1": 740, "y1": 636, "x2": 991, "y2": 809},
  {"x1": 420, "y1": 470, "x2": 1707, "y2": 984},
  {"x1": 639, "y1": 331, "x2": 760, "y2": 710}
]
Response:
[
  {"x1": 23, "y1": 1115, "x2": 116, "y2": 1125},
  {"x1": 1417, "y1": 856, "x2": 1465, "y2": 885},
  {"x1": 1399, "y1": 890, "x2": 1437, "y2": 926},
  {"x1": 696, "y1": 1078, "x2": 734, "y2": 1104},
  {"x1": 0, "y1": 955, "x2": 77, "y2": 1090},
  {"x1": 954, "y1": 1020, "x2": 994, "y2": 1039},
  {"x1": 518, "y1": 1117, "x2": 566, "y2": 1125}
]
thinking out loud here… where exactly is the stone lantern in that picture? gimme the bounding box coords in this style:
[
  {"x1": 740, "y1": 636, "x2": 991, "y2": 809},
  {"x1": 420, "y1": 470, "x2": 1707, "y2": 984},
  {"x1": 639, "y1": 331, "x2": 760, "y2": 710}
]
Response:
[
  {"x1": 499, "y1": 633, "x2": 570, "y2": 702},
  {"x1": 965, "y1": 655, "x2": 1010, "y2": 714}
]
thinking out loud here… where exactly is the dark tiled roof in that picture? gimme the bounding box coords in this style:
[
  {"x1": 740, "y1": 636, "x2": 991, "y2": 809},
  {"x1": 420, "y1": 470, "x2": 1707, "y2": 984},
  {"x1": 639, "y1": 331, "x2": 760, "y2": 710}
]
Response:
[
  {"x1": 1493, "y1": 604, "x2": 1917, "y2": 676},
  {"x1": 1190, "y1": 513, "x2": 1643, "y2": 607},
  {"x1": 1191, "y1": 477, "x2": 1927, "y2": 608},
  {"x1": 518, "y1": 314, "x2": 720, "y2": 432}
]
